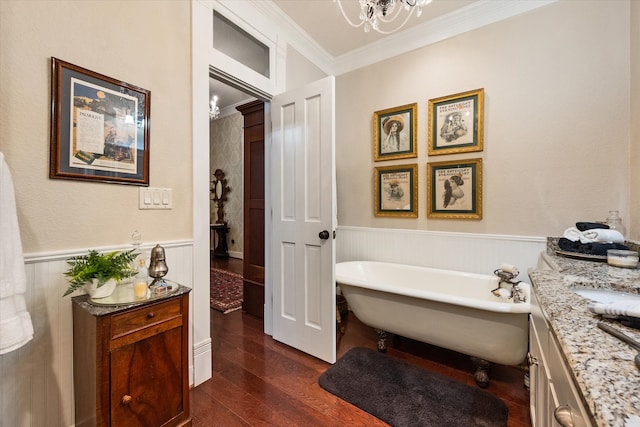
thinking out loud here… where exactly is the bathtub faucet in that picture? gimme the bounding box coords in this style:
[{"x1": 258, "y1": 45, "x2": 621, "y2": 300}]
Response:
[{"x1": 492, "y1": 264, "x2": 527, "y2": 303}]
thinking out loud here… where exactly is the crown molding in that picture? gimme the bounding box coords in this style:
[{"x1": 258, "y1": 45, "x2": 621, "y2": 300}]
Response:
[
  {"x1": 332, "y1": 0, "x2": 558, "y2": 75},
  {"x1": 219, "y1": 98, "x2": 256, "y2": 119},
  {"x1": 258, "y1": 0, "x2": 558, "y2": 78},
  {"x1": 252, "y1": 1, "x2": 334, "y2": 75}
]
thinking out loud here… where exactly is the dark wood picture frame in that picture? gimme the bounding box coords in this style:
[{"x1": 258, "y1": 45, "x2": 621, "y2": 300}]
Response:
[{"x1": 50, "y1": 58, "x2": 150, "y2": 186}]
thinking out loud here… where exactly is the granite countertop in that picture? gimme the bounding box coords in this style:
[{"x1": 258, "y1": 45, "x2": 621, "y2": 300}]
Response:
[
  {"x1": 530, "y1": 248, "x2": 640, "y2": 427},
  {"x1": 72, "y1": 282, "x2": 191, "y2": 316}
]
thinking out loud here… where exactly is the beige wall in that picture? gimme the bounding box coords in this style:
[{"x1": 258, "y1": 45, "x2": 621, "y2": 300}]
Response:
[
  {"x1": 286, "y1": 45, "x2": 327, "y2": 90},
  {"x1": 336, "y1": 0, "x2": 633, "y2": 239},
  {"x1": 0, "y1": 0, "x2": 192, "y2": 253},
  {"x1": 5, "y1": 1, "x2": 633, "y2": 253},
  {"x1": 631, "y1": 0, "x2": 640, "y2": 240}
]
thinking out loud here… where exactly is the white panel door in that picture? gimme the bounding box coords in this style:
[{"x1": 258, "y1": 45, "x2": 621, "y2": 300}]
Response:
[{"x1": 271, "y1": 76, "x2": 336, "y2": 363}]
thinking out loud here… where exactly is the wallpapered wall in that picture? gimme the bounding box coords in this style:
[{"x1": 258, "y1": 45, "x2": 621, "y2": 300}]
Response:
[{"x1": 210, "y1": 112, "x2": 244, "y2": 258}]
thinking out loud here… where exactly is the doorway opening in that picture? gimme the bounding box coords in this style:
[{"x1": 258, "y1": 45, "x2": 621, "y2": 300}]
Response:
[{"x1": 208, "y1": 70, "x2": 269, "y2": 321}]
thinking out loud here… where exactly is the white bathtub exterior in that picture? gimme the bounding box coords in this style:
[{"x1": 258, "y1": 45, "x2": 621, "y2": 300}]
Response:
[{"x1": 336, "y1": 261, "x2": 531, "y2": 366}]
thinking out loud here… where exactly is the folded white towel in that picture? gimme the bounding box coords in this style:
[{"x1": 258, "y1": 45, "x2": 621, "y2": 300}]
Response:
[
  {"x1": 579, "y1": 229, "x2": 624, "y2": 244},
  {"x1": 564, "y1": 226, "x2": 625, "y2": 244},
  {"x1": 563, "y1": 227, "x2": 582, "y2": 242},
  {"x1": 588, "y1": 301, "x2": 640, "y2": 318}
]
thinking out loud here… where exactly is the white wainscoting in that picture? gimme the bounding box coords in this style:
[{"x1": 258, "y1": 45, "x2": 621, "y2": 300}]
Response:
[
  {"x1": 336, "y1": 226, "x2": 546, "y2": 277},
  {"x1": 0, "y1": 241, "x2": 194, "y2": 427}
]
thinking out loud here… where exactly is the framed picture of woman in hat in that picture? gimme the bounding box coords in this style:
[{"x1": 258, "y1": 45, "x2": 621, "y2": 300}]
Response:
[
  {"x1": 428, "y1": 88, "x2": 484, "y2": 156},
  {"x1": 426, "y1": 158, "x2": 483, "y2": 220},
  {"x1": 373, "y1": 103, "x2": 417, "y2": 161}
]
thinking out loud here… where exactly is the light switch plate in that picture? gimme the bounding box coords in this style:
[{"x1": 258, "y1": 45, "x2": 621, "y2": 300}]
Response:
[{"x1": 139, "y1": 187, "x2": 172, "y2": 209}]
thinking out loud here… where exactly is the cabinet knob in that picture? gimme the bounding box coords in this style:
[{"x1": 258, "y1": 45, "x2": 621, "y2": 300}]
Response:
[
  {"x1": 121, "y1": 395, "x2": 132, "y2": 405},
  {"x1": 147, "y1": 312, "x2": 155, "y2": 319},
  {"x1": 554, "y1": 405, "x2": 576, "y2": 427},
  {"x1": 527, "y1": 352, "x2": 538, "y2": 366}
]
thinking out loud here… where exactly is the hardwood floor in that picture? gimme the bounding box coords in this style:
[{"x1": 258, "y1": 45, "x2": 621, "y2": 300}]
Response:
[{"x1": 192, "y1": 257, "x2": 531, "y2": 426}]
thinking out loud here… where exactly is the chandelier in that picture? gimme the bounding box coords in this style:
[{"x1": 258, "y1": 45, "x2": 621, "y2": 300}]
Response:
[
  {"x1": 209, "y1": 95, "x2": 220, "y2": 121},
  {"x1": 335, "y1": 0, "x2": 432, "y2": 34}
]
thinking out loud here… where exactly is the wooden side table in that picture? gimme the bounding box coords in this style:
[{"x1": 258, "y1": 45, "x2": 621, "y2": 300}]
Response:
[
  {"x1": 210, "y1": 223, "x2": 229, "y2": 257},
  {"x1": 72, "y1": 284, "x2": 192, "y2": 427}
]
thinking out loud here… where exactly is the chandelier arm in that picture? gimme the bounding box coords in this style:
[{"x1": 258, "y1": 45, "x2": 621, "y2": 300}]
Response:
[
  {"x1": 403, "y1": 0, "x2": 432, "y2": 6},
  {"x1": 335, "y1": 0, "x2": 431, "y2": 34},
  {"x1": 376, "y1": 4, "x2": 412, "y2": 24},
  {"x1": 334, "y1": 0, "x2": 366, "y2": 29},
  {"x1": 373, "y1": 9, "x2": 416, "y2": 34}
]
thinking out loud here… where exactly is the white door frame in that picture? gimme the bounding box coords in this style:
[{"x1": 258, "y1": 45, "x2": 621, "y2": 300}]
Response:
[{"x1": 191, "y1": 0, "x2": 285, "y2": 385}]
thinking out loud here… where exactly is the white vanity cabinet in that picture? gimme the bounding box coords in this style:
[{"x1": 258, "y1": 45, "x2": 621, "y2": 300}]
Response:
[{"x1": 529, "y1": 290, "x2": 593, "y2": 427}]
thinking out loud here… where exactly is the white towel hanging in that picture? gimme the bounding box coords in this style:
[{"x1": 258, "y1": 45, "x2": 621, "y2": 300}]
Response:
[{"x1": 0, "y1": 152, "x2": 34, "y2": 355}]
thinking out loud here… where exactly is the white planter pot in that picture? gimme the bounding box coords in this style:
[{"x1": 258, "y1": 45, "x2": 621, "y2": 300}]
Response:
[{"x1": 84, "y1": 278, "x2": 118, "y2": 299}]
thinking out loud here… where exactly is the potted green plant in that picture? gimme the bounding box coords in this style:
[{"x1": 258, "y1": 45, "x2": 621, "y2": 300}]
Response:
[{"x1": 63, "y1": 249, "x2": 139, "y2": 298}]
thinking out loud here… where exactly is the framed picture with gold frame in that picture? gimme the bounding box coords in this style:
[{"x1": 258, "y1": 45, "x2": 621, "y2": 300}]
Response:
[
  {"x1": 427, "y1": 158, "x2": 482, "y2": 220},
  {"x1": 373, "y1": 103, "x2": 417, "y2": 161},
  {"x1": 374, "y1": 163, "x2": 418, "y2": 218},
  {"x1": 428, "y1": 88, "x2": 484, "y2": 156}
]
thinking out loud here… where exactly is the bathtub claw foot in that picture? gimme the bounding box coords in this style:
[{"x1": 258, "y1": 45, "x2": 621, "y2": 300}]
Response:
[
  {"x1": 375, "y1": 329, "x2": 388, "y2": 353},
  {"x1": 471, "y1": 357, "x2": 491, "y2": 388}
]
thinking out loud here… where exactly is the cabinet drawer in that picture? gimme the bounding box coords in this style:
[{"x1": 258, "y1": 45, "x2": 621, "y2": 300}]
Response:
[
  {"x1": 111, "y1": 298, "x2": 183, "y2": 340},
  {"x1": 547, "y1": 335, "x2": 592, "y2": 427}
]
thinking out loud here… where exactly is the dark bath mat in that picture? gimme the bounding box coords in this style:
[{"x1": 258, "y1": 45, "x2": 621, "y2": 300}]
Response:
[{"x1": 319, "y1": 347, "x2": 508, "y2": 427}]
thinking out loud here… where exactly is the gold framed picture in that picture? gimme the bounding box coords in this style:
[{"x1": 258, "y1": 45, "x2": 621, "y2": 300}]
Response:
[
  {"x1": 427, "y1": 158, "x2": 482, "y2": 220},
  {"x1": 428, "y1": 88, "x2": 484, "y2": 156},
  {"x1": 374, "y1": 163, "x2": 418, "y2": 218},
  {"x1": 373, "y1": 103, "x2": 417, "y2": 161}
]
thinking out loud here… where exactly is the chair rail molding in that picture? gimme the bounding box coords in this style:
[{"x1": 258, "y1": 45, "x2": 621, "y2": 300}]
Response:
[{"x1": 336, "y1": 226, "x2": 546, "y2": 276}]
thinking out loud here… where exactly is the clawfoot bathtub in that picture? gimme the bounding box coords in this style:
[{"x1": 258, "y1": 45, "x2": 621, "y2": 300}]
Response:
[{"x1": 336, "y1": 261, "x2": 531, "y2": 387}]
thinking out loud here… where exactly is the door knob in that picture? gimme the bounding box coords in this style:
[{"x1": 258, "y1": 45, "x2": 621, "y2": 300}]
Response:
[{"x1": 319, "y1": 230, "x2": 330, "y2": 240}]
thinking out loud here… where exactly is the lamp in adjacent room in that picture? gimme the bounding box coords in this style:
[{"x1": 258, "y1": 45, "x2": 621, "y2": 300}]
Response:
[
  {"x1": 209, "y1": 95, "x2": 220, "y2": 121},
  {"x1": 335, "y1": 0, "x2": 432, "y2": 34}
]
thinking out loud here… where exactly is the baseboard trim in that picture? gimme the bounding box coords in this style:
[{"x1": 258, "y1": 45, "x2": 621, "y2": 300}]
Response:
[{"x1": 193, "y1": 337, "x2": 212, "y2": 386}]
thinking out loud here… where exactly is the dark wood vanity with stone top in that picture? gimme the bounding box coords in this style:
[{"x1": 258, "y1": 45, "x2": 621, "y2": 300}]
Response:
[{"x1": 72, "y1": 284, "x2": 192, "y2": 426}]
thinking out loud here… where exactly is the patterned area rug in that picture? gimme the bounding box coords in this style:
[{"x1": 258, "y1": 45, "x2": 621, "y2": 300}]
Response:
[
  {"x1": 319, "y1": 347, "x2": 508, "y2": 427},
  {"x1": 210, "y1": 267, "x2": 243, "y2": 314}
]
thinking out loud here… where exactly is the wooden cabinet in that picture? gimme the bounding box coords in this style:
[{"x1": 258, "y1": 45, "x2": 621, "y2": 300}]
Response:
[
  {"x1": 72, "y1": 289, "x2": 191, "y2": 427},
  {"x1": 529, "y1": 290, "x2": 592, "y2": 427},
  {"x1": 237, "y1": 100, "x2": 265, "y2": 318}
]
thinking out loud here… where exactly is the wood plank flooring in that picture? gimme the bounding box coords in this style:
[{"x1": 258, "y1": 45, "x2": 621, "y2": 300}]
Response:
[{"x1": 192, "y1": 257, "x2": 532, "y2": 427}]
